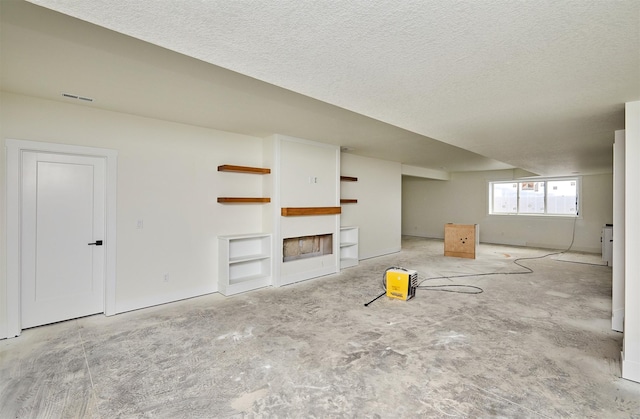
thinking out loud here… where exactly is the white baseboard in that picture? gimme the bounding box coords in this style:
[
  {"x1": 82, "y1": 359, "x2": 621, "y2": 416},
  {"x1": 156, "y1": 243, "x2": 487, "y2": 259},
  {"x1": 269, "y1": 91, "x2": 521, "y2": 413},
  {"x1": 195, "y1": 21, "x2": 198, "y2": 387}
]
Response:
[
  {"x1": 612, "y1": 308, "x2": 624, "y2": 332},
  {"x1": 622, "y1": 354, "x2": 640, "y2": 383},
  {"x1": 114, "y1": 285, "x2": 214, "y2": 315},
  {"x1": 360, "y1": 246, "x2": 401, "y2": 261}
]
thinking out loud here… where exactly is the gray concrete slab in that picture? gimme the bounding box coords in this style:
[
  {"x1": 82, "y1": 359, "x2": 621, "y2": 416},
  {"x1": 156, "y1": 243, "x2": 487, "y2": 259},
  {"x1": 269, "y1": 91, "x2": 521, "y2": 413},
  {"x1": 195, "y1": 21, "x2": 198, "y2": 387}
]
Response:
[{"x1": 1, "y1": 237, "x2": 638, "y2": 418}]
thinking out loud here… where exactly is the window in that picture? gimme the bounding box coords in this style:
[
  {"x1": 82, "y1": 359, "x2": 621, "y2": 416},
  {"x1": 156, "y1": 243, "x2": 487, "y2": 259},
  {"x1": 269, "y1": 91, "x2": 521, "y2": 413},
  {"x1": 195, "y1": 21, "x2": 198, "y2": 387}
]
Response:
[{"x1": 489, "y1": 178, "x2": 578, "y2": 216}]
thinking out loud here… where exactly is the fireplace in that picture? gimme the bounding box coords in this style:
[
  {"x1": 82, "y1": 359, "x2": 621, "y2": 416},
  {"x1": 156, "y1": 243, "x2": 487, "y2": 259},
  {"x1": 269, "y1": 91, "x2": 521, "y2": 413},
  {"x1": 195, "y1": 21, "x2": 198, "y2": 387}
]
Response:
[{"x1": 283, "y1": 233, "x2": 333, "y2": 262}]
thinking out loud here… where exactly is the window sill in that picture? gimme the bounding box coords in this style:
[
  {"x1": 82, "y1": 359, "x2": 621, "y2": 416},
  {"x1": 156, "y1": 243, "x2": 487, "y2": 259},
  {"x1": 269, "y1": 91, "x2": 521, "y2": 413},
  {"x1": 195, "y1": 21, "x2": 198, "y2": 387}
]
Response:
[{"x1": 488, "y1": 213, "x2": 581, "y2": 220}]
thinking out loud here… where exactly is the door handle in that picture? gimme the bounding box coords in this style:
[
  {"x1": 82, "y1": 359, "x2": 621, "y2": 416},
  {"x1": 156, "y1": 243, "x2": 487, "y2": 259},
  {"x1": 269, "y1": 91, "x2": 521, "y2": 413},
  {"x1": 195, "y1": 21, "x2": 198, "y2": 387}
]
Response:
[{"x1": 88, "y1": 240, "x2": 103, "y2": 246}]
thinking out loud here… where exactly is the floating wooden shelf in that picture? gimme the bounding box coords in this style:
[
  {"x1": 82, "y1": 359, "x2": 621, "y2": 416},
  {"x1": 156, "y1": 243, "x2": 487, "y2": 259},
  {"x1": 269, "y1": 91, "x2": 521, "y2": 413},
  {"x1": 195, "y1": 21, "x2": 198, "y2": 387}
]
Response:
[
  {"x1": 281, "y1": 207, "x2": 341, "y2": 216},
  {"x1": 340, "y1": 199, "x2": 358, "y2": 204},
  {"x1": 218, "y1": 165, "x2": 271, "y2": 174},
  {"x1": 218, "y1": 197, "x2": 271, "y2": 204},
  {"x1": 340, "y1": 176, "x2": 358, "y2": 182}
]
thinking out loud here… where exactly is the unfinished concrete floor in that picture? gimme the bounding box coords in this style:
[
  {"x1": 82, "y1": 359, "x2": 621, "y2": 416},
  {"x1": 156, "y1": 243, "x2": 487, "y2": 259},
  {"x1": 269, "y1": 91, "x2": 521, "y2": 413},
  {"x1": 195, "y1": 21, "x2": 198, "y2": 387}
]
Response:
[{"x1": 2, "y1": 237, "x2": 639, "y2": 418}]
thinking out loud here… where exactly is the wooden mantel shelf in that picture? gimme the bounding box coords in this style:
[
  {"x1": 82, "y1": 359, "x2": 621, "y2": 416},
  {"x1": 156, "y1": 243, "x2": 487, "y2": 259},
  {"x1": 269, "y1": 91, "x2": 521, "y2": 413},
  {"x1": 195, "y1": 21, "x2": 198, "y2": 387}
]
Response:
[
  {"x1": 281, "y1": 207, "x2": 341, "y2": 216},
  {"x1": 218, "y1": 165, "x2": 271, "y2": 174},
  {"x1": 218, "y1": 197, "x2": 271, "y2": 204},
  {"x1": 340, "y1": 176, "x2": 358, "y2": 182},
  {"x1": 340, "y1": 199, "x2": 358, "y2": 204}
]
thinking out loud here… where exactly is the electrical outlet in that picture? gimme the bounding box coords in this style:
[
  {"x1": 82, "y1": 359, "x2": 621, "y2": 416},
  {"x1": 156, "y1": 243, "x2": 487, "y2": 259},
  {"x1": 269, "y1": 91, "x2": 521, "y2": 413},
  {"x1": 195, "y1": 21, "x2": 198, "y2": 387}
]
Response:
[
  {"x1": 163, "y1": 273, "x2": 169, "y2": 282},
  {"x1": 137, "y1": 219, "x2": 144, "y2": 229}
]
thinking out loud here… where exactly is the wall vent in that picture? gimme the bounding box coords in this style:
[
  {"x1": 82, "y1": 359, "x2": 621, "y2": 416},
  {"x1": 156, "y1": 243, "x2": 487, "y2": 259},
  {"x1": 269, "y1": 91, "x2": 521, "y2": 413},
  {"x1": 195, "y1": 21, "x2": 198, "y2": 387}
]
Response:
[{"x1": 62, "y1": 93, "x2": 94, "y2": 102}]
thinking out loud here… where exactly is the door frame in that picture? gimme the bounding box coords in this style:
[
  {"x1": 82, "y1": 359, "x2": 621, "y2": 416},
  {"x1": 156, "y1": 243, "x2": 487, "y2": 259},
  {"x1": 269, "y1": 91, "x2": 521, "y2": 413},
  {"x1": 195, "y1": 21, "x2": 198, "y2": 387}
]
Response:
[{"x1": 5, "y1": 139, "x2": 118, "y2": 338}]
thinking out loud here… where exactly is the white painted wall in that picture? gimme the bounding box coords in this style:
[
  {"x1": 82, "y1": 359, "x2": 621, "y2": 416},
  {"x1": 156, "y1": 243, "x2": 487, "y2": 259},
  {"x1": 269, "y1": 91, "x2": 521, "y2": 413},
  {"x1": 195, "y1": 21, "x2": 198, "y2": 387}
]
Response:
[
  {"x1": 0, "y1": 93, "x2": 402, "y2": 337},
  {"x1": 612, "y1": 130, "x2": 625, "y2": 332},
  {"x1": 0, "y1": 97, "x2": 6, "y2": 338},
  {"x1": 622, "y1": 100, "x2": 640, "y2": 383},
  {"x1": 1, "y1": 92, "x2": 265, "y2": 334},
  {"x1": 402, "y1": 170, "x2": 613, "y2": 253},
  {"x1": 340, "y1": 154, "x2": 402, "y2": 259}
]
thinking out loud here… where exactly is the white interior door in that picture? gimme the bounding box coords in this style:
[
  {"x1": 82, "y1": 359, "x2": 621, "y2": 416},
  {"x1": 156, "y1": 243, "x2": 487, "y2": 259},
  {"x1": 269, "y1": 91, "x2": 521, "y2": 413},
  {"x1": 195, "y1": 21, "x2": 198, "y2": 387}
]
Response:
[{"x1": 21, "y1": 151, "x2": 106, "y2": 329}]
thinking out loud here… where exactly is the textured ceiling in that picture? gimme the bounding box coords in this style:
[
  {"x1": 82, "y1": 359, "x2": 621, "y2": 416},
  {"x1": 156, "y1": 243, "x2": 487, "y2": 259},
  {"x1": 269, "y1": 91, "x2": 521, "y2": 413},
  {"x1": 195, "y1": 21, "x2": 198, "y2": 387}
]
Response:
[
  {"x1": 0, "y1": 0, "x2": 511, "y2": 174},
  {"x1": 12, "y1": 1, "x2": 640, "y2": 175}
]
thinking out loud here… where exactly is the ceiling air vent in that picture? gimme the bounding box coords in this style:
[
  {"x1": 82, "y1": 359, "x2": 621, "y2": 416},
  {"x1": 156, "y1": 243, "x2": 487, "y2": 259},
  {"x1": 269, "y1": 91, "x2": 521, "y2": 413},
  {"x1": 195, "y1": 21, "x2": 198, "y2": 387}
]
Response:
[{"x1": 62, "y1": 93, "x2": 94, "y2": 102}]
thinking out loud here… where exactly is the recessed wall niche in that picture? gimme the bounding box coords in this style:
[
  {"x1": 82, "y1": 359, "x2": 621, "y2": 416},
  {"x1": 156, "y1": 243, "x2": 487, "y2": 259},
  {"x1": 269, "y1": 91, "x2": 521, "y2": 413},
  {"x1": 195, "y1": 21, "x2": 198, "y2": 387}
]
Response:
[{"x1": 283, "y1": 233, "x2": 333, "y2": 262}]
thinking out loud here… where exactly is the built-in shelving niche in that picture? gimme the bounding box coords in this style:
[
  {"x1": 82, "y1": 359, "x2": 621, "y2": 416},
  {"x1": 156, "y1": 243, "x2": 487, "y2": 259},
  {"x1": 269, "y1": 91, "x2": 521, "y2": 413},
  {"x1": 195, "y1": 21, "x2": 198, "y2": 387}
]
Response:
[
  {"x1": 218, "y1": 233, "x2": 272, "y2": 295},
  {"x1": 340, "y1": 226, "x2": 359, "y2": 269}
]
